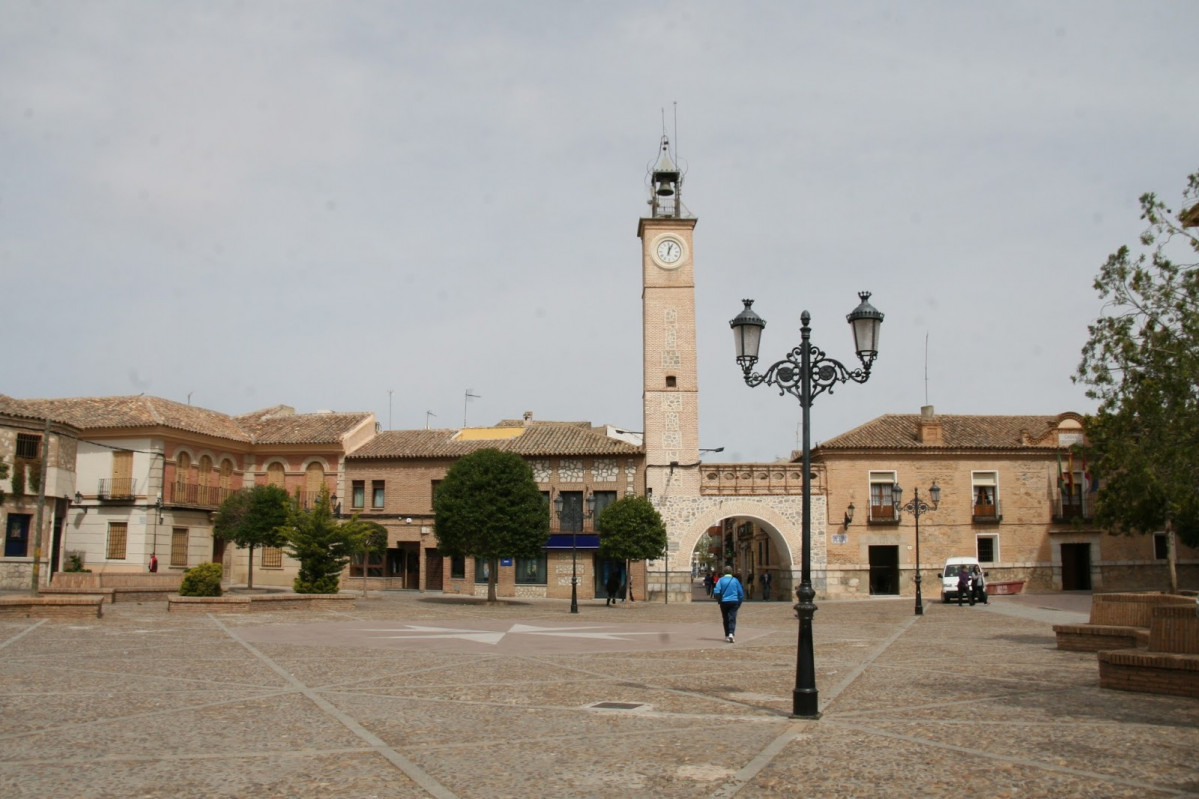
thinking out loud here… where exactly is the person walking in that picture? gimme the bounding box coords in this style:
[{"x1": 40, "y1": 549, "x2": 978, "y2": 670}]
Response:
[
  {"x1": 759, "y1": 571, "x2": 772, "y2": 601},
  {"x1": 712, "y1": 567, "x2": 746, "y2": 643},
  {"x1": 148, "y1": 553, "x2": 158, "y2": 573},
  {"x1": 703, "y1": 572, "x2": 715, "y2": 597}
]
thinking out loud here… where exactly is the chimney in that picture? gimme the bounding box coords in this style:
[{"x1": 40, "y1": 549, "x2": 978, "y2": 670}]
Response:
[
  {"x1": 523, "y1": 411, "x2": 533, "y2": 425},
  {"x1": 917, "y1": 405, "x2": 943, "y2": 445}
]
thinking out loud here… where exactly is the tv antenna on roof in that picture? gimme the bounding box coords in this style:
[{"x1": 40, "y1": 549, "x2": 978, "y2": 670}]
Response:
[
  {"x1": 425, "y1": 410, "x2": 436, "y2": 430},
  {"x1": 464, "y1": 389, "x2": 481, "y2": 427}
]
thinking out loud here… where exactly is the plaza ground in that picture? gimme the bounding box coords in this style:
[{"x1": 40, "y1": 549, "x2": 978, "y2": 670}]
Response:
[{"x1": 0, "y1": 587, "x2": 1196, "y2": 798}]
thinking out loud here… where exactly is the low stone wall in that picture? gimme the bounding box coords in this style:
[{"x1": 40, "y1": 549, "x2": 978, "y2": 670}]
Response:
[
  {"x1": 1098, "y1": 650, "x2": 1199, "y2": 698},
  {"x1": 168, "y1": 593, "x2": 357, "y2": 613},
  {"x1": 1053, "y1": 624, "x2": 1149, "y2": 652},
  {"x1": 0, "y1": 595, "x2": 104, "y2": 619},
  {"x1": 1148, "y1": 604, "x2": 1199, "y2": 655},
  {"x1": 1090, "y1": 592, "x2": 1192, "y2": 627}
]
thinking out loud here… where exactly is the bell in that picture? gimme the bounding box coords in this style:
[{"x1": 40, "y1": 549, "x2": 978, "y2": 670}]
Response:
[{"x1": 655, "y1": 178, "x2": 675, "y2": 197}]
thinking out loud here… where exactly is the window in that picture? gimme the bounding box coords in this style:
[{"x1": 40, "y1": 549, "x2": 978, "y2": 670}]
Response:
[
  {"x1": 976, "y1": 535, "x2": 998, "y2": 563},
  {"x1": 110, "y1": 451, "x2": 134, "y2": 498},
  {"x1": 515, "y1": 554, "x2": 547, "y2": 584},
  {"x1": 106, "y1": 522, "x2": 128, "y2": 560},
  {"x1": 372, "y1": 481, "x2": 385, "y2": 509},
  {"x1": 4, "y1": 514, "x2": 31, "y2": 557},
  {"x1": 15, "y1": 433, "x2": 41, "y2": 459},
  {"x1": 351, "y1": 481, "x2": 365, "y2": 509},
  {"x1": 557, "y1": 491, "x2": 584, "y2": 530},
  {"x1": 665, "y1": 375, "x2": 677, "y2": 388},
  {"x1": 868, "y1": 471, "x2": 897, "y2": 523},
  {"x1": 170, "y1": 528, "x2": 189, "y2": 568},
  {"x1": 592, "y1": 491, "x2": 617, "y2": 520},
  {"x1": 971, "y1": 472, "x2": 1000, "y2": 521},
  {"x1": 1154, "y1": 533, "x2": 1169, "y2": 560},
  {"x1": 266, "y1": 462, "x2": 285, "y2": 488},
  {"x1": 261, "y1": 547, "x2": 283, "y2": 568},
  {"x1": 451, "y1": 555, "x2": 465, "y2": 579},
  {"x1": 475, "y1": 559, "x2": 491, "y2": 583},
  {"x1": 349, "y1": 550, "x2": 384, "y2": 577}
]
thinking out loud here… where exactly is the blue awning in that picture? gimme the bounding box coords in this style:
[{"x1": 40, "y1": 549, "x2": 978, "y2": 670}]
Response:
[{"x1": 545, "y1": 534, "x2": 600, "y2": 550}]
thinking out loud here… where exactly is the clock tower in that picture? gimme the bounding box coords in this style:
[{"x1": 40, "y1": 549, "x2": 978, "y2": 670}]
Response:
[{"x1": 638, "y1": 137, "x2": 700, "y2": 503}]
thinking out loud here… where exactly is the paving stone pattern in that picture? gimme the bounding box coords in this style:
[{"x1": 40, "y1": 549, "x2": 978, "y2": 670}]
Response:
[{"x1": 0, "y1": 590, "x2": 1196, "y2": 798}]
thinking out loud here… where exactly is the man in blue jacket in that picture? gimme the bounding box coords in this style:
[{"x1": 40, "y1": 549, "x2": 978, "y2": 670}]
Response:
[{"x1": 712, "y1": 566, "x2": 746, "y2": 643}]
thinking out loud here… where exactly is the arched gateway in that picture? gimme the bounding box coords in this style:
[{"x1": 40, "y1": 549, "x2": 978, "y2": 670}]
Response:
[{"x1": 637, "y1": 138, "x2": 828, "y2": 602}]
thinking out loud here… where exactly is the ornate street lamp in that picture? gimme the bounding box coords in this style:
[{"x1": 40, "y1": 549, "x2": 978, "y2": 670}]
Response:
[
  {"x1": 553, "y1": 492, "x2": 596, "y2": 614},
  {"x1": 730, "y1": 292, "x2": 883, "y2": 719},
  {"x1": 892, "y1": 481, "x2": 940, "y2": 616}
]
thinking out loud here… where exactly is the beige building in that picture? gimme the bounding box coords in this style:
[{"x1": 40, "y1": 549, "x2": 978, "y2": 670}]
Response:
[
  {"x1": 342, "y1": 415, "x2": 647, "y2": 600},
  {"x1": 4, "y1": 395, "x2": 373, "y2": 587},
  {"x1": 0, "y1": 395, "x2": 79, "y2": 590},
  {"x1": 813, "y1": 406, "x2": 1198, "y2": 599}
]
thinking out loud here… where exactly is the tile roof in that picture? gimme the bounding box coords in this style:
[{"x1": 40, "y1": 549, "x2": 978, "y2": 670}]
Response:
[
  {"x1": 815, "y1": 413, "x2": 1075, "y2": 451},
  {"x1": 350, "y1": 422, "x2": 642, "y2": 460},
  {"x1": 1, "y1": 395, "x2": 370, "y2": 445}
]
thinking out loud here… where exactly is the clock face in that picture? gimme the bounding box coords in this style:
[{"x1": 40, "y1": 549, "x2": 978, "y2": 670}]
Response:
[{"x1": 654, "y1": 237, "x2": 684, "y2": 267}]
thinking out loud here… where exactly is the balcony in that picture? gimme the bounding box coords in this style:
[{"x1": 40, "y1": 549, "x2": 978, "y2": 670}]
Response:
[
  {"x1": 97, "y1": 478, "x2": 137, "y2": 500},
  {"x1": 1053, "y1": 492, "x2": 1093, "y2": 523},
  {"x1": 166, "y1": 482, "x2": 236, "y2": 509},
  {"x1": 868, "y1": 504, "x2": 899, "y2": 525},
  {"x1": 972, "y1": 501, "x2": 1003, "y2": 524}
]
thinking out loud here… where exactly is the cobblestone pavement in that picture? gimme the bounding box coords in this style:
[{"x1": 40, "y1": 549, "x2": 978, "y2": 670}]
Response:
[{"x1": 1, "y1": 590, "x2": 1196, "y2": 798}]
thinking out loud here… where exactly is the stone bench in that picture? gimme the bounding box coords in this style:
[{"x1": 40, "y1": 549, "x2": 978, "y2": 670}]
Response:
[
  {"x1": 168, "y1": 593, "x2": 357, "y2": 613},
  {"x1": 42, "y1": 585, "x2": 180, "y2": 603},
  {"x1": 1098, "y1": 605, "x2": 1199, "y2": 698},
  {"x1": 1054, "y1": 592, "x2": 1192, "y2": 652},
  {"x1": 0, "y1": 594, "x2": 105, "y2": 619}
]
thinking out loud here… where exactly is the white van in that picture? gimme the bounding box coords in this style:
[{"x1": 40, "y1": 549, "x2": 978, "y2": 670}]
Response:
[{"x1": 940, "y1": 557, "x2": 986, "y2": 603}]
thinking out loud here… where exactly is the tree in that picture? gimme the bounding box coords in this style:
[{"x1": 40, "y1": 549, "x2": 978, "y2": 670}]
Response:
[
  {"x1": 1075, "y1": 170, "x2": 1199, "y2": 592},
  {"x1": 596, "y1": 495, "x2": 668, "y2": 603},
  {"x1": 433, "y1": 448, "x2": 549, "y2": 603},
  {"x1": 345, "y1": 517, "x2": 388, "y2": 596},
  {"x1": 213, "y1": 484, "x2": 290, "y2": 589},
  {"x1": 282, "y1": 485, "x2": 359, "y2": 593}
]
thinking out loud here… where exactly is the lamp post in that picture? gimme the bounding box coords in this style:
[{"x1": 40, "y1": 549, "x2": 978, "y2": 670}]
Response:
[
  {"x1": 892, "y1": 481, "x2": 940, "y2": 616},
  {"x1": 730, "y1": 292, "x2": 884, "y2": 719},
  {"x1": 553, "y1": 492, "x2": 596, "y2": 614}
]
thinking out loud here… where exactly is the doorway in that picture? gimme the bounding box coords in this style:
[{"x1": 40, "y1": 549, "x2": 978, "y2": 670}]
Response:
[
  {"x1": 425, "y1": 549, "x2": 443, "y2": 591},
  {"x1": 1060, "y1": 543, "x2": 1092, "y2": 590},
  {"x1": 868, "y1": 545, "x2": 899, "y2": 595}
]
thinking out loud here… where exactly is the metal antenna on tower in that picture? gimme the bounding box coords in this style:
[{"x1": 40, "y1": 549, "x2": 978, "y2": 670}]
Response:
[
  {"x1": 425, "y1": 410, "x2": 436, "y2": 430},
  {"x1": 464, "y1": 389, "x2": 481, "y2": 427}
]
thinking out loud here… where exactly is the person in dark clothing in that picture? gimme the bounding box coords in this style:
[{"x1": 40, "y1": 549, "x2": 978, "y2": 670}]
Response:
[
  {"x1": 703, "y1": 572, "x2": 715, "y2": 597},
  {"x1": 605, "y1": 570, "x2": 621, "y2": 606},
  {"x1": 957, "y1": 567, "x2": 975, "y2": 606}
]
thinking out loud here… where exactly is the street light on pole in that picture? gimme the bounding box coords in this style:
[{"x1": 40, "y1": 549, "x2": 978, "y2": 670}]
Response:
[
  {"x1": 892, "y1": 481, "x2": 940, "y2": 616},
  {"x1": 553, "y1": 492, "x2": 596, "y2": 614},
  {"x1": 730, "y1": 291, "x2": 884, "y2": 719}
]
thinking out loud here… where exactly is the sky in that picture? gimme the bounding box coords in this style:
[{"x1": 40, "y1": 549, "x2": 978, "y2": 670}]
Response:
[{"x1": 2, "y1": 2, "x2": 1197, "y2": 463}]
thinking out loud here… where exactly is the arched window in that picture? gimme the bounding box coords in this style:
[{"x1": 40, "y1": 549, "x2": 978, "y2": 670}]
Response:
[
  {"x1": 305, "y1": 462, "x2": 325, "y2": 507},
  {"x1": 219, "y1": 459, "x2": 234, "y2": 503},
  {"x1": 199, "y1": 456, "x2": 213, "y2": 488},
  {"x1": 266, "y1": 462, "x2": 285, "y2": 488},
  {"x1": 175, "y1": 452, "x2": 193, "y2": 504}
]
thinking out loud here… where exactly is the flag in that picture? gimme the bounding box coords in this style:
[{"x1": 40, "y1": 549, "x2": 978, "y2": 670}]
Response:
[
  {"x1": 1057, "y1": 453, "x2": 1065, "y2": 492},
  {"x1": 1067, "y1": 452, "x2": 1075, "y2": 493},
  {"x1": 1083, "y1": 456, "x2": 1097, "y2": 492}
]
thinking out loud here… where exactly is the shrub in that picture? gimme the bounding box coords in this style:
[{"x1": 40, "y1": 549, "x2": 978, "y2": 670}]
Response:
[
  {"x1": 179, "y1": 562, "x2": 223, "y2": 597},
  {"x1": 293, "y1": 574, "x2": 341, "y2": 595},
  {"x1": 64, "y1": 551, "x2": 89, "y2": 573}
]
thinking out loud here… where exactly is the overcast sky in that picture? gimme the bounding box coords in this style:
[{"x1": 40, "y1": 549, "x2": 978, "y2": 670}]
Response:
[{"x1": 3, "y1": 2, "x2": 1196, "y2": 463}]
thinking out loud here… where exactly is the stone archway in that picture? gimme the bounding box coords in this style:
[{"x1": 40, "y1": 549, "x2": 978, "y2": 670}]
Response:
[{"x1": 648, "y1": 494, "x2": 826, "y2": 602}]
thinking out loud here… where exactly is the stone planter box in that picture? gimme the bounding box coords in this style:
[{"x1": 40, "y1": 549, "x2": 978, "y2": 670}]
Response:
[
  {"x1": 0, "y1": 594, "x2": 104, "y2": 618},
  {"x1": 168, "y1": 593, "x2": 357, "y2": 613}
]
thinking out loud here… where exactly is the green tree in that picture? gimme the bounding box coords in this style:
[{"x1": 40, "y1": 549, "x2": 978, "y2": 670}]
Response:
[
  {"x1": 596, "y1": 495, "x2": 668, "y2": 562},
  {"x1": 433, "y1": 449, "x2": 549, "y2": 603},
  {"x1": 1075, "y1": 170, "x2": 1199, "y2": 592},
  {"x1": 213, "y1": 484, "x2": 290, "y2": 589},
  {"x1": 283, "y1": 485, "x2": 359, "y2": 593},
  {"x1": 344, "y1": 517, "x2": 388, "y2": 596}
]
